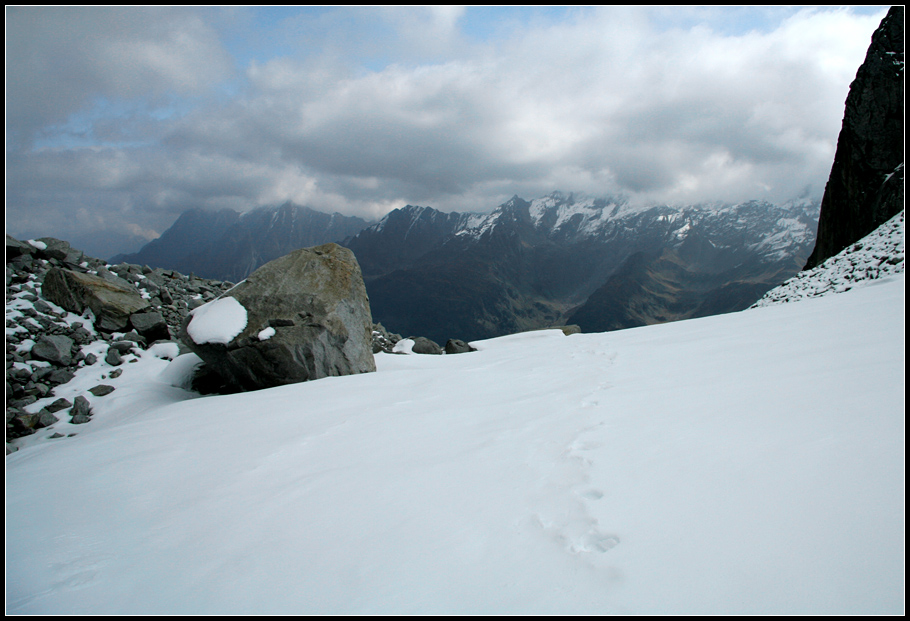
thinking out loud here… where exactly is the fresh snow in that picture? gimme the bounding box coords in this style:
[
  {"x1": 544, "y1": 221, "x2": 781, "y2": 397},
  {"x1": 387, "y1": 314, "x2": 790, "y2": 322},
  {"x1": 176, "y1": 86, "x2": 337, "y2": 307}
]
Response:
[
  {"x1": 754, "y1": 210, "x2": 904, "y2": 307},
  {"x1": 257, "y1": 326, "x2": 276, "y2": 341},
  {"x1": 185, "y1": 296, "x2": 248, "y2": 345},
  {"x1": 391, "y1": 337, "x2": 416, "y2": 354},
  {"x1": 5, "y1": 219, "x2": 905, "y2": 614}
]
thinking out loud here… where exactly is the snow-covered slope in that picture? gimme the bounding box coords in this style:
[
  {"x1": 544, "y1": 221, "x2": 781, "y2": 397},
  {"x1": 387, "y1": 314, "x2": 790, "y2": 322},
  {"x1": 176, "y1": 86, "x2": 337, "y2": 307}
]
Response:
[
  {"x1": 6, "y1": 228, "x2": 904, "y2": 613},
  {"x1": 754, "y1": 209, "x2": 904, "y2": 306}
]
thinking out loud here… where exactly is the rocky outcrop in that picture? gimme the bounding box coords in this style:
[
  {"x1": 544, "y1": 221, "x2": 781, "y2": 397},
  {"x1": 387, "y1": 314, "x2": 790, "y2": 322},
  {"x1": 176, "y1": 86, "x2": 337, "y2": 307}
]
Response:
[
  {"x1": 180, "y1": 243, "x2": 376, "y2": 392},
  {"x1": 804, "y1": 6, "x2": 904, "y2": 269}
]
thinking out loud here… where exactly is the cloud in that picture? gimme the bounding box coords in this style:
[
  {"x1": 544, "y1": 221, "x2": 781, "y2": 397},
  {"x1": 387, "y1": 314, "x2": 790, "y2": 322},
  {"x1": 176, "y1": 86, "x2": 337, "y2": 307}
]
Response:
[
  {"x1": 5, "y1": 6, "x2": 888, "y2": 255},
  {"x1": 6, "y1": 7, "x2": 233, "y2": 145}
]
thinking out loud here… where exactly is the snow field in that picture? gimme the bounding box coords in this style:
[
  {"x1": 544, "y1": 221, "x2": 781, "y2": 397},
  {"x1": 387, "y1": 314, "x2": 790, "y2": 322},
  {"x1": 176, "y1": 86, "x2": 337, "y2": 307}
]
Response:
[{"x1": 6, "y1": 274, "x2": 904, "y2": 614}]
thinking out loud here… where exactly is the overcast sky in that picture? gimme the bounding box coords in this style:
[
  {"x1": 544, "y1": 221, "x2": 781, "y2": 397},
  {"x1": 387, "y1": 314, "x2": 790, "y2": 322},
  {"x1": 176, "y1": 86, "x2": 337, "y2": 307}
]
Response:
[{"x1": 6, "y1": 6, "x2": 888, "y2": 258}]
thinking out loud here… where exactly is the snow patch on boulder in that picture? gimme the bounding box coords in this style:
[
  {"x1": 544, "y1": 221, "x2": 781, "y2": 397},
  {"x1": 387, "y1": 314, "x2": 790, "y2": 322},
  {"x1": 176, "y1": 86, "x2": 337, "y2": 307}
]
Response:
[{"x1": 186, "y1": 297, "x2": 248, "y2": 345}]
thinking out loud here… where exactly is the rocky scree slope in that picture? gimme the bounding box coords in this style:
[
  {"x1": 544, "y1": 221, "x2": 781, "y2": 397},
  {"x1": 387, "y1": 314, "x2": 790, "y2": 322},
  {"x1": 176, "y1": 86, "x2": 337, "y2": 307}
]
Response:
[
  {"x1": 754, "y1": 210, "x2": 904, "y2": 307},
  {"x1": 6, "y1": 235, "x2": 238, "y2": 450}
]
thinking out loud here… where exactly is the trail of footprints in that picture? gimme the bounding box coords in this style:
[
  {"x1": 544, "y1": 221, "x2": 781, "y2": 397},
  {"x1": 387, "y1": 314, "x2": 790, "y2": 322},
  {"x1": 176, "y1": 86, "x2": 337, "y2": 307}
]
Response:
[{"x1": 534, "y1": 346, "x2": 622, "y2": 557}]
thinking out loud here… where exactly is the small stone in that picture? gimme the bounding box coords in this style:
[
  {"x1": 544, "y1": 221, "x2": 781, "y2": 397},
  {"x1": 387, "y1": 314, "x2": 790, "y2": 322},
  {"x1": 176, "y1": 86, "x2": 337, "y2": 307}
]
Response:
[
  {"x1": 36, "y1": 409, "x2": 59, "y2": 428},
  {"x1": 70, "y1": 395, "x2": 92, "y2": 419},
  {"x1": 88, "y1": 384, "x2": 115, "y2": 397},
  {"x1": 46, "y1": 397, "x2": 73, "y2": 413},
  {"x1": 105, "y1": 347, "x2": 123, "y2": 366},
  {"x1": 47, "y1": 368, "x2": 76, "y2": 386},
  {"x1": 110, "y1": 340, "x2": 136, "y2": 353}
]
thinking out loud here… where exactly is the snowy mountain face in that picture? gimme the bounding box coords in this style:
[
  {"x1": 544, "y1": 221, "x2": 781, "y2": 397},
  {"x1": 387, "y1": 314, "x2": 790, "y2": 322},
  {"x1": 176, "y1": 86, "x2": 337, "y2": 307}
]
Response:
[
  {"x1": 6, "y1": 210, "x2": 903, "y2": 614},
  {"x1": 347, "y1": 193, "x2": 820, "y2": 342}
]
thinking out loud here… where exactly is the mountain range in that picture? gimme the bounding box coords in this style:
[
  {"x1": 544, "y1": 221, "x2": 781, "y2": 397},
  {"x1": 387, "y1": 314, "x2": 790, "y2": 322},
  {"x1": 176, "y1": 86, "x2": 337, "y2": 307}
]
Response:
[
  {"x1": 112, "y1": 203, "x2": 370, "y2": 284},
  {"x1": 118, "y1": 194, "x2": 820, "y2": 342},
  {"x1": 346, "y1": 194, "x2": 820, "y2": 342}
]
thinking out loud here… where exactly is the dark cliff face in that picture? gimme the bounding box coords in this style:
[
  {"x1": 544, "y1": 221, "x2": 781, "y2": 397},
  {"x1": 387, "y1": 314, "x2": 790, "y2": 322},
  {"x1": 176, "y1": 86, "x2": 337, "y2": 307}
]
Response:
[{"x1": 804, "y1": 6, "x2": 904, "y2": 270}]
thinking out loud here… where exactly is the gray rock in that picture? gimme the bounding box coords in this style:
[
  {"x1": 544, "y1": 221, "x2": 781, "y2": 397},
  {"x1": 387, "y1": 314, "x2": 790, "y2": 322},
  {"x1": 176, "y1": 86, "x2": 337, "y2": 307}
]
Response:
[
  {"x1": 158, "y1": 288, "x2": 173, "y2": 306},
  {"x1": 110, "y1": 340, "x2": 137, "y2": 354},
  {"x1": 88, "y1": 384, "x2": 115, "y2": 397},
  {"x1": 70, "y1": 395, "x2": 92, "y2": 423},
  {"x1": 7, "y1": 410, "x2": 38, "y2": 437},
  {"x1": 105, "y1": 347, "x2": 123, "y2": 366},
  {"x1": 181, "y1": 243, "x2": 376, "y2": 391},
  {"x1": 129, "y1": 310, "x2": 170, "y2": 342},
  {"x1": 71, "y1": 326, "x2": 93, "y2": 344},
  {"x1": 31, "y1": 335, "x2": 74, "y2": 366},
  {"x1": 36, "y1": 409, "x2": 59, "y2": 428},
  {"x1": 411, "y1": 336, "x2": 442, "y2": 355},
  {"x1": 42, "y1": 267, "x2": 150, "y2": 333},
  {"x1": 444, "y1": 339, "x2": 476, "y2": 354},
  {"x1": 32, "y1": 299, "x2": 54, "y2": 315},
  {"x1": 47, "y1": 368, "x2": 76, "y2": 386},
  {"x1": 36, "y1": 237, "x2": 83, "y2": 265},
  {"x1": 45, "y1": 397, "x2": 73, "y2": 413},
  {"x1": 6, "y1": 234, "x2": 35, "y2": 261}
]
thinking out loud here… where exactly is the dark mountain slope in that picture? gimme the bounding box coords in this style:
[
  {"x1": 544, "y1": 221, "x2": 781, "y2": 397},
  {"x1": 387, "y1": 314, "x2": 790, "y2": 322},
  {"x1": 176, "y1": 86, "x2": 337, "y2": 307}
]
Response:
[
  {"x1": 805, "y1": 6, "x2": 904, "y2": 269},
  {"x1": 111, "y1": 208, "x2": 240, "y2": 274},
  {"x1": 353, "y1": 196, "x2": 818, "y2": 342},
  {"x1": 115, "y1": 203, "x2": 370, "y2": 282}
]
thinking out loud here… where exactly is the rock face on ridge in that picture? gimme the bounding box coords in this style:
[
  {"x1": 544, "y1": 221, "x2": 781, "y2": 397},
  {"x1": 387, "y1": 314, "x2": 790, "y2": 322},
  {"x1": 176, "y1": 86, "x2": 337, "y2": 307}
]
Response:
[
  {"x1": 804, "y1": 6, "x2": 904, "y2": 269},
  {"x1": 180, "y1": 243, "x2": 376, "y2": 392}
]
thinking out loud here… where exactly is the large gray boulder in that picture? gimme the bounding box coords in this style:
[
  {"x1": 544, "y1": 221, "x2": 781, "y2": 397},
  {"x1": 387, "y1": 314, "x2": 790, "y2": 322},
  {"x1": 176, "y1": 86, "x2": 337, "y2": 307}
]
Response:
[
  {"x1": 180, "y1": 243, "x2": 376, "y2": 391},
  {"x1": 42, "y1": 267, "x2": 150, "y2": 332}
]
